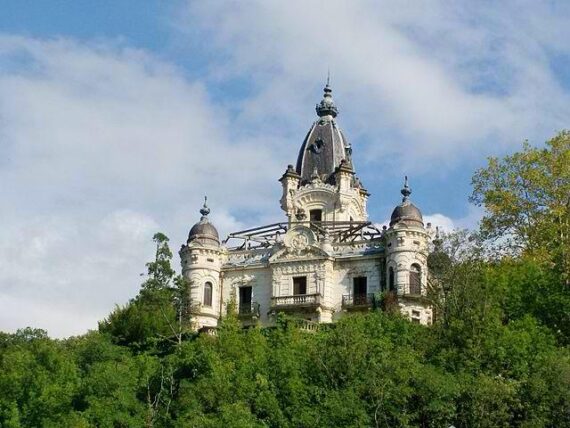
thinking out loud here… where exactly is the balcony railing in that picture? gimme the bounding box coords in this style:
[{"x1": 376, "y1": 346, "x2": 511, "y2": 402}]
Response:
[
  {"x1": 238, "y1": 302, "x2": 260, "y2": 318},
  {"x1": 294, "y1": 318, "x2": 319, "y2": 333},
  {"x1": 271, "y1": 293, "x2": 321, "y2": 307},
  {"x1": 342, "y1": 293, "x2": 375, "y2": 308}
]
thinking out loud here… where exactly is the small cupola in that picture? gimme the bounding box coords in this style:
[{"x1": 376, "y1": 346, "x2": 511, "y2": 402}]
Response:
[
  {"x1": 390, "y1": 176, "x2": 423, "y2": 227},
  {"x1": 188, "y1": 197, "x2": 220, "y2": 247}
]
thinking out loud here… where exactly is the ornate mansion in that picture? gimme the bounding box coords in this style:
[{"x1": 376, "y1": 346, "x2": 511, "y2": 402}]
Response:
[{"x1": 180, "y1": 82, "x2": 436, "y2": 330}]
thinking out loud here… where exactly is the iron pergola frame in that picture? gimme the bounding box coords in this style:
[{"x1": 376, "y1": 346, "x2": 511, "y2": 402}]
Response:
[{"x1": 223, "y1": 221, "x2": 384, "y2": 250}]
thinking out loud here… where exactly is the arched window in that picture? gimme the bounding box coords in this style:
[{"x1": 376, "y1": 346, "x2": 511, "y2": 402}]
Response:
[
  {"x1": 409, "y1": 264, "x2": 421, "y2": 295},
  {"x1": 203, "y1": 281, "x2": 213, "y2": 307},
  {"x1": 389, "y1": 267, "x2": 395, "y2": 292}
]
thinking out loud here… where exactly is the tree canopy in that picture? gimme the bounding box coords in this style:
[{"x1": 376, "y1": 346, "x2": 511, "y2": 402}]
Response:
[{"x1": 471, "y1": 131, "x2": 570, "y2": 281}]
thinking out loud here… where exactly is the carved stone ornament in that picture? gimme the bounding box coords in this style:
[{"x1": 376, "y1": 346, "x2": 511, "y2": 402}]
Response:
[
  {"x1": 231, "y1": 274, "x2": 255, "y2": 287},
  {"x1": 284, "y1": 226, "x2": 316, "y2": 255}
]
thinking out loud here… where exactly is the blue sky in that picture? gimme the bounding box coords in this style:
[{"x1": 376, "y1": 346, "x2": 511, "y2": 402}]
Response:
[{"x1": 1, "y1": 1, "x2": 569, "y2": 337}]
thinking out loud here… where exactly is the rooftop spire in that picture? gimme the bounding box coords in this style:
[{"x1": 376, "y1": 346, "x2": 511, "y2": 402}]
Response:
[
  {"x1": 433, "y1": 226, "x2": 443, "y2": 250},
  {"x1": 316, "y1": 75, "x2": 338, "y2": 118},
  {"x1": 200, "y1": 195, "x2": 210, "y2": 218},
  {"x1": 401, "y1": 176, "x2": 412, "y2": 202}
]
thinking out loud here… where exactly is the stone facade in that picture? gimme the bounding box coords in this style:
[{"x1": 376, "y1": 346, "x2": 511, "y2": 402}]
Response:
[{"x1": 180, "y1": 83, "x2": 434, "y2": 330}]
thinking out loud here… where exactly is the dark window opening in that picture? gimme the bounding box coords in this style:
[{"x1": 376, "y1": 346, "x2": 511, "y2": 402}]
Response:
[
  {"x1": 239, "y1": 286, "x2": 252, "y2": 314},
  {"x1": 203, "y1": 282, "x2": 213, "y2": 307},
  {"x1": 309, "y1": 209, "x2": 322, "y2": 223},
  {"x1": 389, "y1": 267, "x2": 395, "y2": 292},
  {"x1": 409, "y1": 264, "x2": 421, "y2": 295},
  {"x1": 353, "y1": 277, "x2": 367, "y2": 305},
  {"x1": 293, "y1": 276, "x2": 307, "y2": 295}
]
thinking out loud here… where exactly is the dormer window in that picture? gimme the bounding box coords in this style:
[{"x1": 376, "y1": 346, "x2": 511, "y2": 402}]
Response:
[{"x1": 309, "y1": 209, "x2": 322, "y2": 223}]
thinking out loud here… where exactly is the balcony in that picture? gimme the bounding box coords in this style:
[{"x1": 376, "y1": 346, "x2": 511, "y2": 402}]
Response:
[
  {"x1": 271, "y1": 293, "x2": 322, "y2": 312},
  {"x1": 342, "y1": 293, "x2": 375, "y2": 310},
  {"x1": 238, "y1": 302, "x2": 260, "y2": 319},
  {"x1": 294, "y1": 318, "x2": 319, "y2": 333}
]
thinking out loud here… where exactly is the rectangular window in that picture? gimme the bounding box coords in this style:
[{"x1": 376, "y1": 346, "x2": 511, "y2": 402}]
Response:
[
  {"x1": 203, "y1": 282, "x2": 213, "y2": 307},
  {"x1": 380, "y1": 263, "x2": 386, "y2": 291},
  {"x1": 353, "y1": 277, "x2": 367, "y2": 305},
  {"x1": 239, "y1": 286, "x2": 252, "y2": 314},
  {"x1": 389, "y1": 267, "x2": 395, "y2": 291},
  {"x1": 293, "y1": 276, "x2": 307, "y2": 295},
  {"x1": 409, "y1": 265, "x2": 422, "y2": 295}
]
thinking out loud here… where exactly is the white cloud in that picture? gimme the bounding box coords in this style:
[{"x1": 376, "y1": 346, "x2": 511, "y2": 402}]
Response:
[
  {"x1": 2, "y1": 1, "x2": 569, "y2": 337},
  {"x1": 174, "y1": 0, "x2": 570, "y2": 170},
  {"x1": 0, "y1": 36, "x2": 283, "y2": 337},
  {"x1": 424, "y1": 205, "x2": 484, "y2": 233},
  {"x1": 423, "y1": 214, "x2": 457, "y2": 233}
]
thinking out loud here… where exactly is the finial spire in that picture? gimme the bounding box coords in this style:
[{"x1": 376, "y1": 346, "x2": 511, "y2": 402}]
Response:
[
  {"x1": 326, "y1": 69, "x2": 330, "y2": 87},
  {"x1": 401, "y1": 176, "x2": 412, "y2": 202},
  {"x1": 200, "y1": 195, "x2": 210, "y2": 218},
  {"x1": 433, "y1": 226, "x2": 443, "y2": 250},
  {"x1": 316, "y1": 75, "x2": 338, "y2": 118}
]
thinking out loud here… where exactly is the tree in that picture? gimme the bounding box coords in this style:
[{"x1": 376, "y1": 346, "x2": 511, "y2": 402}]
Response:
[
  {"x1": 100, "y1": 233, "x2": 192, "y2": 348},
  {"x1": 470, "y1": 131, "x2": 570, "y2": 281},
  {"x1": 0, "y1": 329, "x2": 80, "y2": 427}
]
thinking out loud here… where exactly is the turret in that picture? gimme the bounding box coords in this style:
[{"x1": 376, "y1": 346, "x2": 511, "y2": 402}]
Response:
[
  {"x1": 179, "y1": 197, "x2": 223, "y2": 330},
  {"x1": 385, "y1": 177, "x2": 429, "y2": 296}
]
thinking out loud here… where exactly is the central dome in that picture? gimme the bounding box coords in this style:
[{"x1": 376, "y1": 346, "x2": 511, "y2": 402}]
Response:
[{"x1": 296, "y1": 83, "x2": 351, "y2": 184}]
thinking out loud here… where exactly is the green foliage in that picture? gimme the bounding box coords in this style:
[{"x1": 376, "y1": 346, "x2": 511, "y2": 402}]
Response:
[
  {"x1": 1, "y1": 311, "x2": 569, "y2": 427},
  {"x1": 0, "y1": 329, "x2": 80, "y2": 427},
  {"x1": 471, "y1": 131, "x2": 570, "y2": 280},
  {"x1": 99, "y1": 233, "x2": 191, "y2": 349}
]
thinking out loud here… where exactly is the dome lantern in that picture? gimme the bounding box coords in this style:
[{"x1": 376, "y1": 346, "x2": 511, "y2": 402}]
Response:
[{"x1": 315, "y1": 75, "x2": 338, "y2": 118}]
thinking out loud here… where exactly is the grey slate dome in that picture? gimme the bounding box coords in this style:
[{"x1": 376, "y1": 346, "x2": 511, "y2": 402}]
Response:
[
  {"x1": 296, "y1": 81, "x2": 352, "y2": 184},
  {"x1": 188, "y1": 197, "x2": 220, "y2": 246},
  {"x1": 390, "y1": 177, "x2": 423, "y2": 227}
]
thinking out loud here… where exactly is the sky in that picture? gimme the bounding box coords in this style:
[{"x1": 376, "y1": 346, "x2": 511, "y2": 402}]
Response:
[{"x1": 1, "y1": 1, "x2": 569, "y2": 337}]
